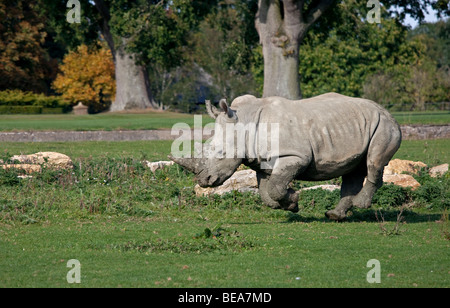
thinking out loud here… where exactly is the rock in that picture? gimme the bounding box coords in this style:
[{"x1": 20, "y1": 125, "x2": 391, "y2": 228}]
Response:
[
  {"x1": 384, "y1": 159, "x2": 427, "y2": 175},
  {"x1": 300, "y1": 185, "x2": 341, "y2": 192},
  {"x1": 382, "y1": 174, "x2": 421, "y2": 190},
  {"x1": 195, "y1": 169, "x2": 258, "y2": 196},
  {"x1": 429, "y1": 163, "x2": 449, "y2": 178},
  {"x1": 381, "y1": 159, "x2": 425, "y2": 189},
  {"x1": 10, "y1": 152, "x2": 73, "y2": 170},
  {"x1": 144, "y1": 160, "x2": 174, "y2": 173},
  {"x1": 1, "y1": 164, "x2": 42, "y2": 174},
  {"x1": 194, "y1": 159, "x2": 431, "y2": 196}
]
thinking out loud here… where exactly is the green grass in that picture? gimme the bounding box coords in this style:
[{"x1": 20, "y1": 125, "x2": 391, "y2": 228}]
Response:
[
  {"x1": 2, "y1": 138, "x2": 448, "y2": 166},
  {"x1": 0, "y1": 110, "x2": 447, "y2": 132},
  {"x1": 393, "y1": 139, "x2": 450, "y2": 166},
  {"x1": 0, "y1": 112, "x2": 214, "y2": 132},
  {"x1": 391, "y1": 111, "x2": 450, "y2": 126},
  {"x1": 1, "y1": 140, "x2": 174, "y2": 161},
  {"x1": 0, "y1": 139, "x2": 449, "y2": 288},
  {"x1": 1, "y1": 214, "x2": 448, "y2": 287}
]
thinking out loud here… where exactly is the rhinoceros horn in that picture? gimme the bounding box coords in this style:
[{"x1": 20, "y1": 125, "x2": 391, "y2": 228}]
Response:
[{"x1": 168, "y1": 155, "x2": 206, "y2": 175}]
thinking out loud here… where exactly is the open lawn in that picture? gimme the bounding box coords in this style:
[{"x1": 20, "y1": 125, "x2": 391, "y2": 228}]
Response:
[
  {"x1": 2, "y1": 139, "x2": 449, "y2": 166},
  {"x1": 391, "y1": 111, "x2": 450, "y2": 126},
  {"x1": 0, "y1": 112, "x2": 214, "y2": 132},
  {"x1": 0, "y1": 138, "x2": 448, "y2": 288},
  {"x1": 0, "y1": 110, "x2": 447, "y2": 132}
]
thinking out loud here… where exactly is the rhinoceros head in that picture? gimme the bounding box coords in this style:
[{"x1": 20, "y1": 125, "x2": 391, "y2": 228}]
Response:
[{"x1": 169, "y1": 99, "x2": 243, "y2": 187}]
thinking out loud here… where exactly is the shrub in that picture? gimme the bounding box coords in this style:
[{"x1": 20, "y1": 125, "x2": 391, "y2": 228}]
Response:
[
  {"x1": 0, "y1": 167, "x2": 21, "y2": 186},
  {"x1": 0, "y1": 106, "x2": 43, "y2": 114},
  {"x1": 412, "y1": 173, "x2": 450, "y2": 209},
  {"x1": 0, "y1": 90, "x2": 69, "y2": 114},
  {"x1": 298, "y1": 188, "x2": 340, "y2": 212},
  {"x1": 372, "y1": 184, "x2": 411, "y2": 208}
]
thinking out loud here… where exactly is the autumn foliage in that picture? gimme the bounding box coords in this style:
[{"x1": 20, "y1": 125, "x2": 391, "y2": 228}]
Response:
[
  {"x1": 0, "y1": 0, "x2": 55, "y2": 93},
  {"x1": 52, "y1": 44, "x2": 115, "y2": 113}
]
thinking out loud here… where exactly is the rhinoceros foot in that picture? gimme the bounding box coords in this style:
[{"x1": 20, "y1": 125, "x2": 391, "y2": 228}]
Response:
[
  {"x1": 286, "y1": 203, "x2": 299, "y2": 213},
  {"x1": 325, "y1": 209, "x2": 347, "y2": 221},
  {"x1": 279, "y1": 188, "x2": 299, "y2": 213}
]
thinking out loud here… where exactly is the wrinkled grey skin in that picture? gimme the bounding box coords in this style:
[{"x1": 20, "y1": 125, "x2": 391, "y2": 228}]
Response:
[{"x1": 170, "y1": 93, "x2": 402, "y2": 221}]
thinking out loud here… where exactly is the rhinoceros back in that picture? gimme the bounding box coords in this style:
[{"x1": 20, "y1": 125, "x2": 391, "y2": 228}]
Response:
[{"x1": 255, "y1": 93, "x2": 399, "y2": 180}]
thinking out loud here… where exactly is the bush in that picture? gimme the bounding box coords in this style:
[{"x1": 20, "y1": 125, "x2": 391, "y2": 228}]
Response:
[
  {"x1": 372, "y1": 184, "x2": 411, "y2": 208},
  {"x1": 412, "y1": 172, "x2": 450, "y2": 209},
  {"x1": 298, "y1": 188, "x2": 340, "y2": 212},
  {"x1": 0, "y1": 106, "x2": 43, "y2": 114},
  {"x1": 52, "y1": 44, "x2": 115, "y2": 113},
  {"x1": 0, "y1": 90, "x2": 69, "y2": 114}
]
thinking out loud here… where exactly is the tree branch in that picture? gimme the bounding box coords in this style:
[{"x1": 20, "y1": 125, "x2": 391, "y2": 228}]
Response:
[
  {"x1": 283, "y1": 0, "x2": 304, "y2": 25},
  {"x1": 255, "y1": 0, "x2": 283, "y2": 41},
  {"x1": 283, "y1": 0, "x2": 308, "y2": 41},
  {"x1": 93, "y1": 0, "x2": 115, "y2": 56},
  {"x1": 305, "y1": 0, "x2": 334, "y2": 27}
]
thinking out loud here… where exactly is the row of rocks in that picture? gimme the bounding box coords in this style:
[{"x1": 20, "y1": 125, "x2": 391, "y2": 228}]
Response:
[
  {"x1": 0, "y1": 152, "x2": 175, "y2": 175},
  {"x1": 1, "y1": 153, "x2": 447, "y2": 196},
  {"x1": 382, "y1": 159, "x2": 448, "y2": 190},
  {"x1": 194, "y1": 159, "x2": 448, "y2": 196}
]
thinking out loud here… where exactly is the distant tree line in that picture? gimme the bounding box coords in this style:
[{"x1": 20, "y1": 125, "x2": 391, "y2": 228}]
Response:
[{"x1": 0, "y1": 0, "x2": 448, "y2": 112}]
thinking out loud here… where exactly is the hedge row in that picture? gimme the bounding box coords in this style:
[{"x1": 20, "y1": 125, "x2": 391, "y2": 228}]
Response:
[
  {"x1": 0, "y1": 90, "x2": 70, "y2": 114},
  {"x1": 0, "y1": 106, "x2": 65, "y2": 114}
]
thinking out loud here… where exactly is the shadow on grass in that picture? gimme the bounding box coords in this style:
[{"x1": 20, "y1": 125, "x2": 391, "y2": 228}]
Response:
[{"x1": 285, "y1": 208, "x2": 442, "y2": 224}]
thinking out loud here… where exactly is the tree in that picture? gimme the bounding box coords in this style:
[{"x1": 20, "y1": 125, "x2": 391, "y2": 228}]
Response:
[
  {"x1": 52, "y1": 44, "x2": 115, "y2": 113},
  {"x1": 143, "y1": 1, "x2": 260, "y2": 111},
  {"x1": 363, "y1": 18, "x2": 450, "y2": 111},
  {"x1": 298, "y1": 1, "x2": 422, "y2": 98},
  {"x1": 255, "y1": 0, "x2": 334, "y2": 99},
  {"x1": 254, "y1": 0, "x2": 449, "y2": 99},
  {"x1": 41, "y1": 0, "x2": 215, "y2": 111},
  {"x1": 191, "y1": 3, "x2": 259, "y2": 99},
  {"x1": 0, "y1": 0, "x2": 53, "y2": 93}
]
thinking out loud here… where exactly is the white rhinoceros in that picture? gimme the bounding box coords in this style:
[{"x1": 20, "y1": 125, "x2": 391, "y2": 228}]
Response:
[{"x1": 170, "y1": 93, "x2": 402, "y2": 221}]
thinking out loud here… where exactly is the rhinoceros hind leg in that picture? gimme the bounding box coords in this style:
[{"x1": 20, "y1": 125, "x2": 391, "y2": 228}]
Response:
[
  {"x1": 353, "y1": 122, "x2": 401, "y2": 209},
  {"x1": 326, "y1": 167, "x2": 366, "y2": 221},
  {"x1": 325, "y1": 197, "x2": 352, "y2": 221},
  {"x1": 353, "y1": 179, "x2": 381, "y2": 209}
]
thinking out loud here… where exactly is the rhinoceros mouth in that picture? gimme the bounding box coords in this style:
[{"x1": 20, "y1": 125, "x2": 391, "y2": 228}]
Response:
[{"x1": 196, "y1": 171, "x2": 220, "y2": 188}]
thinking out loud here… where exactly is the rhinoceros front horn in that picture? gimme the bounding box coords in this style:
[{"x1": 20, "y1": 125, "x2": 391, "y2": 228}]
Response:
[{"x1": 168, "y1": 155, "x2": 205, "y2": 174}]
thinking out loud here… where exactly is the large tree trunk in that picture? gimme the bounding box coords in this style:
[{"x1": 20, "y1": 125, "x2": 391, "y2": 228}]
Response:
[
  {"x1": 93, "y1": 0, "x2": 158, "y2": 111},
  {"x1": 110, "y1": 46, "x2": 158, "y2": 111},
  {"x1": 255, "y1": 0, "x2": 334, "y2": 99},
  {"x1": 259, "y1": 20, "x2": 303, "y2": 99}
]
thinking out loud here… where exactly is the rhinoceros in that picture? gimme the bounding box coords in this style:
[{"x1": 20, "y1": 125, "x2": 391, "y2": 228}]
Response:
[{"x1": 169, "y1": 93, "x2": 402, "y2": 221}]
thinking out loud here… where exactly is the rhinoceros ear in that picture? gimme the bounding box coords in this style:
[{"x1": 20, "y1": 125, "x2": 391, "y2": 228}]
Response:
[
  {"x1": 205, "y1": 100, "x2": 220, "y2": 119},
  {"x1": 219, "y1": 99, "x2": 236, "y2": 119}
]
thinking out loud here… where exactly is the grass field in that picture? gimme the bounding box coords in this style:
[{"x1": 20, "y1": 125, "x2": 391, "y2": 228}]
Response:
[
  {"x1": 0, "y1": 112, "x2": 214, "y2": 132},
  {"x1": 0, "y1": 110, "x2": 447, "y2": 132},
  {"x1": 2, "y1": 139, "x2": 449, "y2": 166},
  {"x1": 391, "y1": 111, "x2": 450, "y2": 126},
  {"x1": 0, "y1": 139, "x2": 449, "y2": 288}
]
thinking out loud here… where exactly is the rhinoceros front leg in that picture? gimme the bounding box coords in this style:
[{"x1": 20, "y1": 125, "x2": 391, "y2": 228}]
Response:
[
  {"x1": 258, "y1": 156, "x2": 309, "y2": 213},
  {"x1": 257, "y1": 172, "x2": 283, "y2": 210}
]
